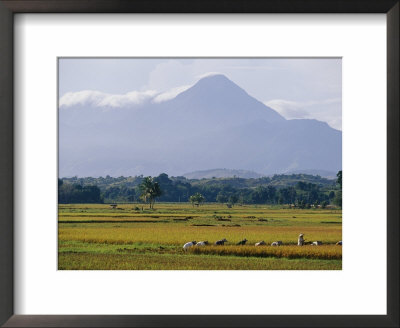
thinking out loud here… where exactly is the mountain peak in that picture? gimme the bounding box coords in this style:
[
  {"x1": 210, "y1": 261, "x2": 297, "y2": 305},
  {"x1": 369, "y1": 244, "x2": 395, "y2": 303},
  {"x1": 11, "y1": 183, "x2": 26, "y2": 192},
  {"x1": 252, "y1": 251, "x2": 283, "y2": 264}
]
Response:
[
  {"x1": 175, "y1": 73, "x2": 249, "y2": 103},
  {"x1": 170, "y1": 73, "x2": 285, "y2": 123},
  {"x1": 198, "y1": 73, "x2": 230, "y2": 82},
  {"x1": 194, "y1": 73, "x2": 242, "y2": 90}
]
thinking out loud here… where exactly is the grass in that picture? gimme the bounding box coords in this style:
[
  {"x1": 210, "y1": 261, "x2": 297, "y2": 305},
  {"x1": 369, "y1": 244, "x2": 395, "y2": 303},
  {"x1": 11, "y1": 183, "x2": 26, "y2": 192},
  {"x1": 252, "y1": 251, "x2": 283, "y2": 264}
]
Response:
[
  {"x1": 188, "y1": 245, "x2": 342, "y2": 260},
  {"x1": 58, "y1": 203, "x2": 342, "y2": 270},
  {"x1": 59, "y1": 252, "x2": 342, "y2": 270}
]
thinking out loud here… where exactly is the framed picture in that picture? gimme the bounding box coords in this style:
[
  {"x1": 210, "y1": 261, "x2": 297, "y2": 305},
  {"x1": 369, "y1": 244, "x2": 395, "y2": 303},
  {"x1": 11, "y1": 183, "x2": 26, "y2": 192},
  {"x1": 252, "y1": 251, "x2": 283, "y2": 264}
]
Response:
[{"x1": 0, "y1": 0, "x2": 398, "y2": 327}]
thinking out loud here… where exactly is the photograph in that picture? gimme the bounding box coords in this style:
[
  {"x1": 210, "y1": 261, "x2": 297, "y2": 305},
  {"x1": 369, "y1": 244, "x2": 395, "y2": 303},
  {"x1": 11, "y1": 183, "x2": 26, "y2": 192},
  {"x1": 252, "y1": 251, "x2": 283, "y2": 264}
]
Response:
[
  {"x1": 1, "y1": 0, "x2": 397, "y2": 325},
  {"x1": 58, "y1": 58, "x2": 342, "y2": 270}
]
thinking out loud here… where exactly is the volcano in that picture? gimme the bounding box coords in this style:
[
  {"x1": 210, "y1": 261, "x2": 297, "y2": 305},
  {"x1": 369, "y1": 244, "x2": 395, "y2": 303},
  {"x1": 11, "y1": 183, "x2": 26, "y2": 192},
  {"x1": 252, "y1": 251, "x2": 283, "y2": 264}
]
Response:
[{"x1": 59, "y1": 74, "x2": 342, "y2": 177}]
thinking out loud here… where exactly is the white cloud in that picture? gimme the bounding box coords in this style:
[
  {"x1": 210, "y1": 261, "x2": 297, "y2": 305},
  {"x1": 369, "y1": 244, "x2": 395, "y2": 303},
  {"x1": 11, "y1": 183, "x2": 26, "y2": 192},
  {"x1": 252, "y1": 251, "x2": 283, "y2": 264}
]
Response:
[
  {"x1": 59, "y1": 90, "x2": 158, "y2": 108},
  {"x1": 59, "y1": 90, "x2": 105, "y2": 108},
  {"x1": 59, "y1": 85, "x2": 194, "y2": 109},
  {"x1": 264, "y1": 98, "x2": 342, "y2": 130},
  {"x1": 222, "y1": 65, "x2": 286, "y2": 70},
  {"x1": 152, "y1": 85, "x2": 192, "y2": 103},
  {"x1": 146, "y1": 60, "x2": 195, "y2": 91},
  {"x1": 59, "y1": 72, "x2": 229, "y2": 109},
  {"x1": 98, "y1": 90, "x2": 158, "y2": 107},
  {"x1": 265, "y1": 99, "x2": 310, "y2": 118},
  {"x1": 196, "y1": 71, "x2": 223, "y2": 79}
]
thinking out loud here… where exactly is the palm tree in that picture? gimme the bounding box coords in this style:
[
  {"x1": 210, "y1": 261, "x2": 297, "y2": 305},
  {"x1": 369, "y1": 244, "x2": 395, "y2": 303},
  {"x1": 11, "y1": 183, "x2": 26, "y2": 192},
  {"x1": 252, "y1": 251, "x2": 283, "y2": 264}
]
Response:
[{"x1": 139, "y1": 177, "x2": 162, "y2": 209}]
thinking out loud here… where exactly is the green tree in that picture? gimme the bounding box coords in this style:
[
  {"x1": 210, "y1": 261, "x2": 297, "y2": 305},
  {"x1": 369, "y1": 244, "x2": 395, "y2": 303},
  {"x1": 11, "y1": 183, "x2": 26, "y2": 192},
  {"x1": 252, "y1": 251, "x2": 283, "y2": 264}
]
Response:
[
  {"x1": 139, "y1": 177, "x2": 162, "y2": 209},
  {"x1": 228, "y1": 194, "x2": 239, "y2": 207},
  {"x1": 58, "y1": 183, "x2": 103, "y2": 204},
  {"x1": 333, "y1": 191, "x2": 342, "y2": 208},
  {"x1": 297, "y1": 200, "x2": 306, "y2": 209},
  {"x1": 334, "y1": 170, "x2": 342, "y2": 208},
  {"x1": 216, "y1": 192, "x2": 228, "y2": 203},
  {"x1": 189, "y1": 192, "x2": 205, "y2": 207},
  {"x1": 336, "y1": 170, "x2": 342, "y2": 189}
]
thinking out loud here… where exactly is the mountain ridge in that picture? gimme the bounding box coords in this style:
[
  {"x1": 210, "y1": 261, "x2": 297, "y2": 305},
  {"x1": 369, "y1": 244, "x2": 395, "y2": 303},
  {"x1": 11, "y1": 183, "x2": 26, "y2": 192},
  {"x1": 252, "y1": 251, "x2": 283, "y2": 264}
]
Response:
[
  {"x1": 59, "y1": 74, "x2": 342, "y2": 178},
  {"x1": 183, "y1": 168, "x2": 264, "y2": 180}
]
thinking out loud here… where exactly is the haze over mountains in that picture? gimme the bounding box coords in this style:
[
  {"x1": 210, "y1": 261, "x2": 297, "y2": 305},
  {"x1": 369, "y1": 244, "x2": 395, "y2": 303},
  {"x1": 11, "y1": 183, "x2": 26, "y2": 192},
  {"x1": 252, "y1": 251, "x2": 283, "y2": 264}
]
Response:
[
  {"x1": 59, "y1": 74, "x2": 342, "y2": 178},
  {"x1": 183, "y1": 169, "x2": 263, "y2": 180}
]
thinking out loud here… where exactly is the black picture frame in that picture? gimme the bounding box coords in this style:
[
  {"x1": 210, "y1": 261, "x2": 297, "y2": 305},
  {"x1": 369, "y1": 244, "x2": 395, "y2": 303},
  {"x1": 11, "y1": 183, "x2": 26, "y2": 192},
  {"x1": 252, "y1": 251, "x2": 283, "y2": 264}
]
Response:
[{"x1": 0, "y1": 1, "x2": 398, "y2": 327}]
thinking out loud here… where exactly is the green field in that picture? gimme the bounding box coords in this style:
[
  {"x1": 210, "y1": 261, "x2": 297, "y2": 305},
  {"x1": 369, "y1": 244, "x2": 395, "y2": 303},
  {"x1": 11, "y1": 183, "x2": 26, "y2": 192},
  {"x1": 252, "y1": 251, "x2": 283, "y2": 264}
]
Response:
[{"x1": 58, "y1": 203, "x2": 342, "y2": 270}]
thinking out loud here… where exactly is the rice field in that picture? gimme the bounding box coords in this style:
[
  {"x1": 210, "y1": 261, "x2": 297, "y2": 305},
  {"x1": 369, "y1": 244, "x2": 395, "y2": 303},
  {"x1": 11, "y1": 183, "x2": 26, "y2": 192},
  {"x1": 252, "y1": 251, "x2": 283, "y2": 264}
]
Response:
[{"x1": 58, "y1": 203, "x2": 342, "y2": 270}]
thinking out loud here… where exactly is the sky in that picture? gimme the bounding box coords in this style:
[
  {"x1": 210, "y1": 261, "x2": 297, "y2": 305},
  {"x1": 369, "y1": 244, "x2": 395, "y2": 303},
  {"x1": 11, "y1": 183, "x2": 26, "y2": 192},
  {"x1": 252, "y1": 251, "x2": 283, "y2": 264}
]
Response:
[{"x1": 59, "y1": 58, "x2": 342, "y2": 130}]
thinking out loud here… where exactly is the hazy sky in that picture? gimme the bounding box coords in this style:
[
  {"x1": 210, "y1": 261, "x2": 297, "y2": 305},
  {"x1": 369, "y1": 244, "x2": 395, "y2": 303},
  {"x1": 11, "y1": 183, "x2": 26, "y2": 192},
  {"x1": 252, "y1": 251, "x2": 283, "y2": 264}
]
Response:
[{"x1": 59, "y1": 58, "x2": 342, "y2": 130}]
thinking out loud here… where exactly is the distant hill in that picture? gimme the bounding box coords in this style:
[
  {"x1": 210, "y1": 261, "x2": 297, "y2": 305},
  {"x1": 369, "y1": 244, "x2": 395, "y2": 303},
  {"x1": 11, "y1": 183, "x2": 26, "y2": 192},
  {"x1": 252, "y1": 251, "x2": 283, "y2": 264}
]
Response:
[
  {"x1": 59, "y1": 74, "x2": 341, "y2": 177},
  {"x1": 183, "y1": 168, "x2": 263, "y2": 179},
  {"x1": 190, "y1": 173, "x2": 336, "y2": 190},
  {"x1": 286, "y1": 169, "x2": 338, "y2": 179}
]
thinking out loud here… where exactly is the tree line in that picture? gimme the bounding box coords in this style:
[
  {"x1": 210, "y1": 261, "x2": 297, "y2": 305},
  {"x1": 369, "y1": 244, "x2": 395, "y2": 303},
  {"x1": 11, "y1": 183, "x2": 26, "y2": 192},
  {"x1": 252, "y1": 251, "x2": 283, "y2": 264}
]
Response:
[
  {"x1": 58, "y1": 171, "x2": 342, "y2": 208},
  {"x1": 58, "y1": 179, "x2": 103, "y2": 203}
]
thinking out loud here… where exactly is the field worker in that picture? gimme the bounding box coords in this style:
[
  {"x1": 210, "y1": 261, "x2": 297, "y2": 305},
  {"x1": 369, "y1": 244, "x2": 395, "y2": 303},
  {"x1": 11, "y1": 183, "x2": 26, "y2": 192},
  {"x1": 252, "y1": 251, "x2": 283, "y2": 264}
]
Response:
[{"x1": 298, "y1": 233, "x2": 305, "y2": 246}]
